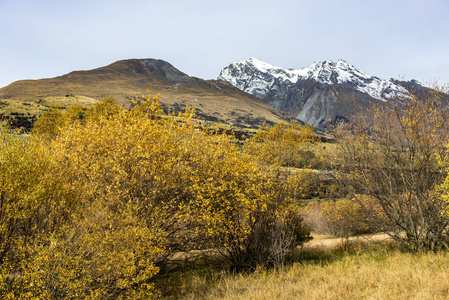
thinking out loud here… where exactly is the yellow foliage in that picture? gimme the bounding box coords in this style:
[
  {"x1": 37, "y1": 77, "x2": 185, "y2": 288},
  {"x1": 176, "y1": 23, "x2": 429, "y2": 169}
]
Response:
[
  {"x1": 1, "y1": 93, "x2": 312, "y2": 297},
  {"x1": 301, "y1": 196, "x2": 387, "y2": 239},
  {"x1": 31, "y1": 107, "x2": 65, "y2": 138},
  {"x1": 245, "y1": 122, "x2": 318, "y2": 167}
]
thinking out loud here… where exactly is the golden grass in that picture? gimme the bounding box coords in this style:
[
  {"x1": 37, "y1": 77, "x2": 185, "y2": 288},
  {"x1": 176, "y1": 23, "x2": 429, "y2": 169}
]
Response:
[
  {"x1": 176, "y1": 246, "x2": 449, "y2": 300},
  {"x1": 0, "y1": 95, "x2": 98, "y2": 117}
]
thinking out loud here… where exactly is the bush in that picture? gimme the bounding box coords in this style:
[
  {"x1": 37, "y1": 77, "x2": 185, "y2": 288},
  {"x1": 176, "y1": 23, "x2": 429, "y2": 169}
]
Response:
[
  {"x1": 244, "y1": 122, "x2": 318, "y2": 168},
  {"x1": 1, "y1": 94, "x2": 312, "y2": 297},
  {"x1": 301, "y1": 196, "x2": 387, "y2": 240},
  {"x1": 335, "y1": 87, "x2": 449, "y2": 251},
  {"x1": 0, "y1": 127, "x2": 81, "y2": 298}
]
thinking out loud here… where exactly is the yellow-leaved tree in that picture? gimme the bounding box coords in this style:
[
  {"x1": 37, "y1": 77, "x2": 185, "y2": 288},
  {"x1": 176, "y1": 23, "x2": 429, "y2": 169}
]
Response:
[
  {"x1": 244, "y1": 122, "x2": 318, "y2": 168},
  {"x1": 1, "y1": 93, "x2": 311, "y2": 298}
]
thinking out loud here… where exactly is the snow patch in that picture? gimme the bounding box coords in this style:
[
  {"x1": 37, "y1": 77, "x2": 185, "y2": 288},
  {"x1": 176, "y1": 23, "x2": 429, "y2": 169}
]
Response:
[{"x1": 218, "y1": 58, "x2": 408, "y2": 102}]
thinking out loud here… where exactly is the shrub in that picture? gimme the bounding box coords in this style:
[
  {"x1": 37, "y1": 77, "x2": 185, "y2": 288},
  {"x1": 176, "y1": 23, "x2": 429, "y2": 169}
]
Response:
[
  {"x1": 335, "y1": 86, "x2": 449, "y2": 251},
  {"x1": 301, "y1": 196, "x2": 387, "y2": 240},
  {"x1": 244, "y1": 122, "x2": 318, "y2": 168},
  {"x1": 1, "y1": 93, "x2": 313, "y2": 297},
  {"x1": 54, "y1": 95, "x2": 312, "y2": 272},
  {"x1": 0, "y1": 127, "x2": 80, "y2": 298}
]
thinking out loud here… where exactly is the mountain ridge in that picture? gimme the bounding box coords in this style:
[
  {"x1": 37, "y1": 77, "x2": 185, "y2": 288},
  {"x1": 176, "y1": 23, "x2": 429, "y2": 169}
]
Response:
[
  {"x1": 0, "y1": 58, "x2": 297, "y2": 130},
  {"x1": 218, "y1": 58, "x2": 440, "y2": 127},
  {"x1": 218, "y1": 58, "x2": 408, "y2": 101},
  {"x1": 2, "y1": 57, "x2": 447, "y2": 131}
]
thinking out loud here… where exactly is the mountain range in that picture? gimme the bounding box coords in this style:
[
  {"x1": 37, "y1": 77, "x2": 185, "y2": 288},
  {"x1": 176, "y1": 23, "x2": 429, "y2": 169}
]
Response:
[
  {"x1": 0, "y1": 59, "x2": 295, "y2": 130},
  {"x1": 219, "y1": 58, "x2": 413, "y2": 127},
  {"x1": 0, "y1": 57, "x2": 446, "y2": 130}
]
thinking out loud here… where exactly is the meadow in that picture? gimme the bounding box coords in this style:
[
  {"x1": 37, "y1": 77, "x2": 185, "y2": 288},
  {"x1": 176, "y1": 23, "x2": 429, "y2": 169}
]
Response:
[{"x1": 170, "y1": 244, "x2": 449, "y2": 300}]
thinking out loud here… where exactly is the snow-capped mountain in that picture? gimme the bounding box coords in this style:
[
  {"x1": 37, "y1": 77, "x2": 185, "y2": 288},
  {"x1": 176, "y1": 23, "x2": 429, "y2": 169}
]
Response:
[
  {"x1": 219, "y1": 57, "x2": 407, "y2": 101},
  {"x1": 218, "y1": 58, "x2": 409, "y2": 127}
]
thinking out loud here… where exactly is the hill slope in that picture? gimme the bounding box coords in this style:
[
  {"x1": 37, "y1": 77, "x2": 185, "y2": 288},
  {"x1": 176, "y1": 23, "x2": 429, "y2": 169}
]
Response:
[{"x1": 0, "y1": 59, "x2": 296, "y2": 129}]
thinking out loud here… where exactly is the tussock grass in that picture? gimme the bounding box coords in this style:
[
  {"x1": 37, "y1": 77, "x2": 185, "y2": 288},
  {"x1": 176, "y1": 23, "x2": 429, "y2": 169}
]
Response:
[{"x1": 173, "y1": 244, "x2": 449, "y2": 300}]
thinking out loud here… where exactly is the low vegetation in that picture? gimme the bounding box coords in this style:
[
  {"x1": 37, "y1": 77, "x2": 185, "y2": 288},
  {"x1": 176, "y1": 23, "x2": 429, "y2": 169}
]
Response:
[
  {"x1": 176, "y1": 244, "x2": 449, "y2": 300},
  {"x1": 2, "y1": 86, "x2": 449, "y2": 299},
  {"x1": 0, "y1": 95, "x2": 98, "y2": 132}
]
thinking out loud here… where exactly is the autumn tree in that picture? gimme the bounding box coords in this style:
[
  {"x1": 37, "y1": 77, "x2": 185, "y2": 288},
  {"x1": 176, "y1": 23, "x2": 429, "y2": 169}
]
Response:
[
  {"x1": 244, "y1": 122, "x2": 318, "y2": 168},
  {"x1": 53, "y1": 96, "x2": 311, "y2": 271},
  {"x1": 1, "y1": 93, "x2": 312, "y2": 298},
  {"x1": 301, "y1": 196, "x2": 387, "y2": 243},
  {"x1": 335, "y1": 87, "x2": 449, "y2": 251}
]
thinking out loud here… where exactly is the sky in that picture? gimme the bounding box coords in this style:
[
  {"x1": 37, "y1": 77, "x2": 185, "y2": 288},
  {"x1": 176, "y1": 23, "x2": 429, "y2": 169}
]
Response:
[{"x1": 1, "y1": 0, "x2": 449, "y2": 88}]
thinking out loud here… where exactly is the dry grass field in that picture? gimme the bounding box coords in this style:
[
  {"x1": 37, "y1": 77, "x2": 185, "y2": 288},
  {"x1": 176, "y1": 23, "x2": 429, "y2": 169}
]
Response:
[{"x1": 172, "y1": 241, "x2": 449, "y2": 300}]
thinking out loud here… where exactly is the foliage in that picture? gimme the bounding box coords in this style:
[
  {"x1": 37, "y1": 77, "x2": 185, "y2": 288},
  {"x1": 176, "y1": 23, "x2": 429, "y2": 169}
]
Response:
[
  {"x1": 1, "y1": 93, "x2": 312, "y2": 297},
  {"x1": 11, "y1": 203, "x2": 162, "y2": 299},
  {"x1": 0, "y1": 128, "x2": 82, "y2": 298},
  {"x1": 335, "y1": 87, "x2": 449, "y2": 251},
  {"x1": 32, "y1": 96, "x2": 120, "y2": 139},
  {"x1": 244, "y1": 122, "x2": 318, "y2": 168},
  {"x1": 211, "y1": 170, "x2": 312, "y2": 271},
  {"x1": 54, "y1": 95, "x2": 310, "y2": 271},
  {"x1": 301, "y1": 196, "x2": 387, "y2": 240},
  {"x1": 31, "y1": 107, "x2": 65, "y2": 138}
]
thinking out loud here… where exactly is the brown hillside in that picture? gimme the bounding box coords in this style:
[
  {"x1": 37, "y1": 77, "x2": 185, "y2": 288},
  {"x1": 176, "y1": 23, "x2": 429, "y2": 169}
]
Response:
[{"x1": 0, "y1": 59, "x2": 296, "y2": 129}]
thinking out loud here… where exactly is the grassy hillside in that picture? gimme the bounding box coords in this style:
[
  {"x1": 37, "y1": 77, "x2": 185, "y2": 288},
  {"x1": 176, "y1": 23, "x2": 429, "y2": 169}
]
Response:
[
  {"x1": 0, "y1": 95, "x2": 98, "y2": 130},
  {"x1": 0, "y1": 59, "x2": 296, "y2": 130}
]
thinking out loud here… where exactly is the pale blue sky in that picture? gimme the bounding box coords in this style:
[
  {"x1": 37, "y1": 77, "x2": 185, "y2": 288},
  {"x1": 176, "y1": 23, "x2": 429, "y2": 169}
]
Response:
[{"x1": 1, "y1": 0, "x2": 448, "y2": 88}]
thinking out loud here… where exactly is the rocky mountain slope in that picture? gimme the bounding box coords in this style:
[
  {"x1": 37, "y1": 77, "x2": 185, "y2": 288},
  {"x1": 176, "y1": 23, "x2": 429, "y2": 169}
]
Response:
[
  {"x1": 218, "y1": 58, "x2": 415, "y2": 127},
  {"x1": 0, "y1": 59, "x2": 296, "y2": 129}
]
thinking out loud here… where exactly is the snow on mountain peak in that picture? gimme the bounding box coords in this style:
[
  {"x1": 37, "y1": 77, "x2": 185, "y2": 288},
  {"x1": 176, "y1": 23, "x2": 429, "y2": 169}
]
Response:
[
  {"x1": 218, "y1": 58, "x2": 408, "y2": 101},
  {"x1": 218, "y1": 58, "x2": 307, "y2": 98}
]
